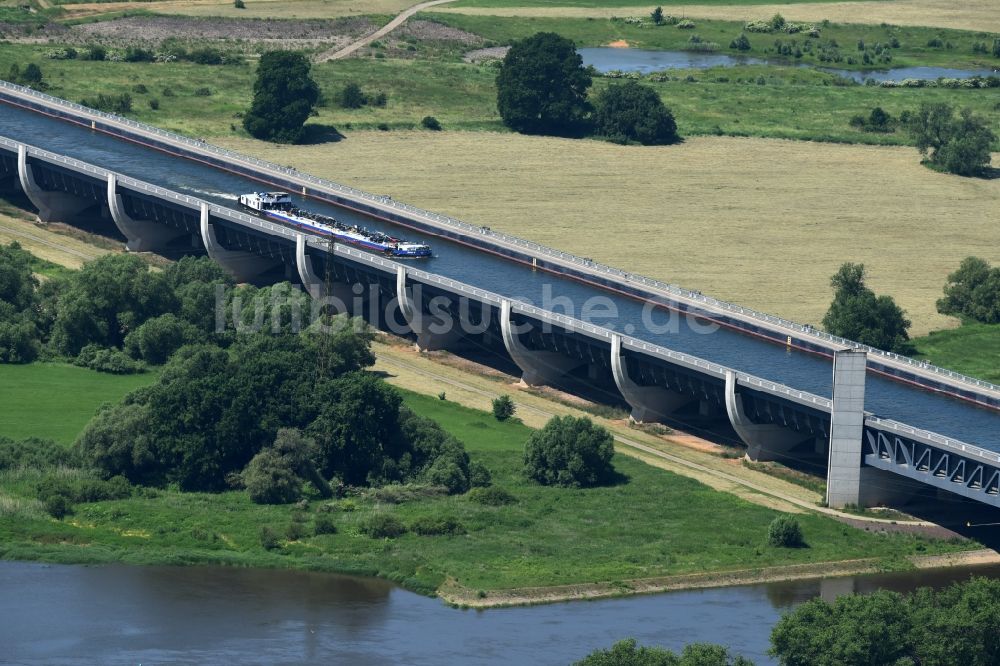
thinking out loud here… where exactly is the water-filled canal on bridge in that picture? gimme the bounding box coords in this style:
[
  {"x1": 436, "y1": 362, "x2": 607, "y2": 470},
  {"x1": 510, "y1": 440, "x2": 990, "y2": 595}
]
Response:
[
  {"x1": 3, "y1": 560, "x2": 1000, "y2": 665},
  {"x1": 2, "y1": 103, "x2": 998, "y2": 449}
]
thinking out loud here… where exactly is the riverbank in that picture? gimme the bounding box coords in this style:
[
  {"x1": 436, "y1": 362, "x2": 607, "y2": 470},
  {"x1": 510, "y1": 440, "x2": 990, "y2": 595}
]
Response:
[{"x1": 440, "y1": 549, "x2": 1000, "y2": 608}]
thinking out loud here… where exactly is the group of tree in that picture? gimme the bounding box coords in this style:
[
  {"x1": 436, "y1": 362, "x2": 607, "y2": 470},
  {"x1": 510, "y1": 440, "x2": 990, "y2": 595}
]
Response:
[
  {"x1": 936, "y1": 256, "x2": 1000, "y2": 324},
  {"x1": 822, "y1": 262, "x2": 911, "y2": 353},
  {"x1": 7, "y1": 63, "x2": 45, "y2": 89},
  {"x1": 76, "y1": 323, "x2": 485, "y2": 498},
  {"x1": 907, "y1": 103, "x2": 996, "y2": 176},
  {"x1": 849, "y1": 106, "x2": 895, "y2": 133},
  {"x1": 496, "y1": 32, "x2": 680, "y2": 146},
  {"x1": 0, "y1": 244, "x2": 233, "y2": 370},
  {"x1": 578, "y1": 577, "x2": 1000, "y2": 665},
  {"x1": 338, "y1": 82, "x2": 388, "y2": 109}
]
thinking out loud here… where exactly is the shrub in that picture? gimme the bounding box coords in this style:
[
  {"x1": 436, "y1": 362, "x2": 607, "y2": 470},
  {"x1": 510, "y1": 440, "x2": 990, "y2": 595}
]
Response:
[
  {"x1": 84, "y1": 45, "x2": 106, "y2": 61},
  {"x1": 376, "y1": 123, "x2": 390, "y2": 131},
  {"x1": 769, "y1": 13, "x2": 785, "y2": 31},
  {"x1": 593, "y1": 80, "x2": 679, "y2": 146},
  {"x1": 124, "y1": 313, "x2": 199, "y2": 365},
  {"x1": 189, "y1": 48, "x2": 223, "y2": 65},
  {"x1": 0, "y1": 317, "x2": 40, "y2": 363},
  {"x1": 421, "y1": 115, "x2": 442, "y2": 131},
  {"x1": 340, "y1": 82, "x2": 367, "y2": 109},
  {"x1": 124, "y1": 47, "x2": 154, "y2": 63},
  {"x1": 234, "y1": 0, "x2": 245, "y2": 7},
  {"x1": 314, "y1": 514, "x2": 337, "y2": 535},
  {"x1": 926, "y1": 37, "x2": 944, "y2": 48},
  {"x1": 468, "y1": 486, "x2": 516, "y2": 506},
  {"x1": 162, "y1": 87, "x2": 175, "y2": 97},
  {"x1": 410, "y1": 515, "x2": 466, "y2": 536},
  {"x1": 492, "y1": 395, "x2": 516, "y2": 421},
  {"x1": 132, "y1": 84, "x2": 148, "y2": 94},
  {"x1": 676, "y1": 20, "x2": 695, "y2": 29},
  {"x1": 148, "y1": 98, "x2": 159, "y2": 110},
  {"x1": 767, "y1": 516, "x2": 805, "y2": 547},
  {"x1": 469, "y1": 460, "x2": 492, "y2": 488},
  {"x1": 993, "y1": 38, "x2": 1000, "y2": 58},
  {"x1": 730, "y1": 33, "x2": 751, "y2": 51},
  {"x1": 0, "y1": 437, "x2": 76, "y2": 470},
  {"x1": 74, "y1": 345, "x2": 145, "y2": 374},
  {"x1": 44, "y1": 494, "x2": 72, "y2": 519},
  {"x1": 194, "y1": 87, "x2": 212, "y2": 97},
  {"x1": 259, "y1": 526, "x2": 281, "y2": 550},
  {"x1": 524, "y1": 416, "x2": 616, "y2": 488},
  {"x1": 285, "y1": 521, "x2": 306, "y2": 541},
  {"x1": 360, "y1": 513, "x2": 406, "y2": 538},
  {"x1": 371, "y1": 91, "x2": 388, "y2": 107},
  {"x1": 79, "y1": 93, "x2": 133, "y2": 115},
  {"x1": 242, "y1": 449, "x2": 302, "y2": 505}
]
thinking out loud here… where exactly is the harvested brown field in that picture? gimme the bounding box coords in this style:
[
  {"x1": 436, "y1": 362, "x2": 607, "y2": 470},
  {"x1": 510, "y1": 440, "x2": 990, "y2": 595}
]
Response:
[
  {"x1": 58, "y1": 0, "x2": 417, "y2": 21},
  {"x1": 217, "y1": 132, "x2": 1000, "y2": 336},
  {"x1": 437, "y1": 0, "x2": 1000, "y2": 33}
]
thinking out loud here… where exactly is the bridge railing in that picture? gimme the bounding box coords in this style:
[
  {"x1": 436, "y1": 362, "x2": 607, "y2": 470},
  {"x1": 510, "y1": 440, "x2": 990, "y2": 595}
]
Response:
[
  {"x1": 866, "y1": 416, "x2": 1000, "y2": 464},
  {"x1": 3, "y1": 79, "x2": 997, "y2": 399}
]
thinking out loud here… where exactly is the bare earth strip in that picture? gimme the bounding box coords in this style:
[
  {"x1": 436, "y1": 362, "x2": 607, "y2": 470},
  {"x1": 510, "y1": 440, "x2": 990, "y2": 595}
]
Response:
[
  {"x1": 218, "y1": 133, "x2": 1000, "y2": 337},
  {"x1": 59, "y1": 0, "x2": 418, "y2": 20},
  {"x1": 436, "y1": 0, "x2": 1000, "y2": 33}
]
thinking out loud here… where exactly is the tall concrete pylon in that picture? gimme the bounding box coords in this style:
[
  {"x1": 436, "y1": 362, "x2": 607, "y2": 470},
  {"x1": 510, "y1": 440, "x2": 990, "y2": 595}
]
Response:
[
  {"x1": 826, "y1": 349, "x2": 868, "y2": 508},
  {"x1": 199, "y1": 202, "x2": 274, "y2": 283},
  {"x1": 611, "y1": 333, "x2": 693, "y2": 422},
  {"x1": 500, "y1": 298, "x2": 582, "y2": 386},
  {"x1": 295, "y1": 233, "x2": 353, "y2": 308},
  {"x1": 17, "y1": 144, "x2": 91, "y2": 222},
  {"x1": 106, "y1": 173, "x2": 184, "y2": 252},
  {"x1": 396, "y1": 265, "x2": 464, "y2": 351},
  {"x1": 725, "y1": 370, "x2": 805, "y2": 461}
]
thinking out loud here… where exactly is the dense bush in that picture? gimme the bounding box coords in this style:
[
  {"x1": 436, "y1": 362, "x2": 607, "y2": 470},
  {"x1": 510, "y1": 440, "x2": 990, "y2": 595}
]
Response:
[
  {"x1": 313, "y1": 514, "x2": 337, "y2": 535},
  {"x1": 410, "y1": 514, "x2": 466, "y2": 536},
  {"x1": 907, "y1": 103, "x2": 996, "y2": 176},
  {"x1": 421, "y1": 115, "x2": 442, "y2": 130},
  {"x1": 730, "y1": 33, "x2": 752, "y2": 51},
  {"x1": 35, "y1": 473, "x2": 132, "y2": 518},
  {"x1": 766, "y1": 516, "x2": 804, "y2": 548},
  {"x1": 496, "y1": 32, "x2": 592, "y2": 137},
  {"x1": 467, "y1": 486, "x2": 517, "y2": 506},
  {"x1": 7, "y1": 63, "x2": 45, "y2": 88},
  {"x1": 124, "y1": 313, "x2": 201, "y2": 364},
  {"x1": 593, "y1": 80, "x2": 679, "y2": 146},
  {"x1": 822, "y1": 263, "x2": 911, "y2": 353},
  {"x1": 936, "y1": 257, "x2": 1000, "y2": 324},
  {"x1": 0, "y1": 316, "x2": 39, "y2": 363},
  {"x1": 492, "y1": 394, "x2": 515, "y2": 421},
  {"x1": 78, "y1": 93, "x2": 133, "y2": 114},
  {"x1": 340, "y1": 82, "x2": 367, "y2": 108},
  {"x1": 243, "y1": 50, "x2": 319, "y2": 143},
  {"x1": 468, "y1": 460, "x2": 492, "y2": 488},
  {"x1": 576, "y1": 639, "x2": 753, "y2": 665},
  {"x1": 123, "y1": 47, "x2": 154, "y2": 63},
  {"x1": 73, "y1": 344, "x2": 146, "y2": 374},
  {"x1": 849, "y1": 106, "x2": 895, "y2": 133},
  {"x1": 0, "y1": 437, "x2": 76, "y2": 470},
  {"x1": 523, "y1": 416, "x2": 617, "y2": 488},
  {"x1": 242, "y1": 448, "x2": 302, "y2": 504},
  {"x1": 359, "y1": 512, "x2": 407, "y2": 538},
  {"x1": 259, "y1": 526, "x2": 281, "y2": 550}
]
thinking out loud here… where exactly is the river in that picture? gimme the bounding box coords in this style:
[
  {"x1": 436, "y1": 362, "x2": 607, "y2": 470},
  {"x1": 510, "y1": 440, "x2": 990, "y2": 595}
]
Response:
[{"x1": 3, "y1": 560, "x2": 1000, "y2": 665}]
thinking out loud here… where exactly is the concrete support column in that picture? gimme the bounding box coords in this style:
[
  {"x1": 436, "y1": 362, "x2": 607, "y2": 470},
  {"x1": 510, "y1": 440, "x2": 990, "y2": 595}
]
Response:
[
  {"x1": 107, "y1": 174, "x2": 183, "y2": 252},
  {"x1": 725, "y1": 370, "x2": 804, "y2": 461},
  {"x1": 500, "y1": 298, "x2": 582, "y2": 386},
  {"x1": 295, "y1": 233, "x2": 354, "y2": 309},
  {"x1": 200, "y1": 202, "x2": 274, "y2": 283},
  {"x1": 396, "y1": 265, "x2": 465, "y2": 351},
  {"x1": 826, "y1": 350, "x2": 867, "y2": 508},
  {"x1": 612, "y1": 334, "x2": 692, "y2": 422},
  {"x1": 18, "y1": 144, "x2": 91, "y2": 222}
]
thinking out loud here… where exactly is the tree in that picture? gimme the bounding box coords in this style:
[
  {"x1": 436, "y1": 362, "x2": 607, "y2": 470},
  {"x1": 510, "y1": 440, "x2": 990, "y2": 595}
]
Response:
[
  {"x1": 492, "y1": 394, "x2": 516, "y2": 421},
  {"x1": 421, "y1": 115, "x2": 442, "y2": 131},
  {"x1": 766, "y1": 516, "x2": 804, "y2": 548},
  {"x1": 124, "y1": 313, "x2": 200, "y2": 364},
  {"x1": 0, "y1": 242, "x2": 37, "y2": 312},
  {"x1": 822, "y1": 263, "x2": 911, "y2": 353},
  {"x1": 907, "y1": 103, "x2": 995, "y2": 176},
  {"x1": 243, "y1": 50, "x2": 319, "y2": 143},
  {"x1": 523, "y1": 415, "x2": 616, "y2": 488},
  {"x1": 650, "y1": 6, "x2": 664, "y2": 25},
  {"x1": 993, "y1": 38, "x2": 1000, "y2": 58},
  {"x1": 496, "y1": 32, "x2": 592, "y2": 137},
  {"x1": 242, "y1": 447, "x2": 302, "y2": 504},
  {"x1": 593, "y1": 81, "x2": 679, "y2": 145},
  {"x1": 576, "y1": 639, "x2": 754, "y2": 665},
  {"x1": 937, "y1": 256, "x2": 1000, "y2": 324}
]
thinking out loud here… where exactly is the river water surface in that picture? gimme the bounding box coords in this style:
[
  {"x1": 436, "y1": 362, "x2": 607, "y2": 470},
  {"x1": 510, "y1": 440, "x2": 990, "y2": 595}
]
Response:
[{"x1": 3, "y1": 560, "x2": 1000, "y2": 665}]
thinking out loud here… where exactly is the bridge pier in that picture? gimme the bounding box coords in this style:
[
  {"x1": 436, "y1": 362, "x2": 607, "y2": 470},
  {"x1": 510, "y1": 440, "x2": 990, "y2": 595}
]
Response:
[
  {"x1": 200, "y1": 202, "x2": 275, "y2": 283},
  {"x1": 396, "y1": 265, "x2": 466, "y2": 351},
  {"x1": 612, "y1": 334, "x2": 692, "y2": 422},
  {"x1": 295, "y1": 233, "x2": 354, "y2": 307},
  {"x1": 826, "y1": 350, "x2": 868, "y2": 509},
  {"x1": 18, "y1": 144, "x2": 92, "y2": 222},
  {"x1": 501, "y1": 298, "x2": 582, "y2": 386},
  {"x1": 725, "y1": 370, "x2": 805, "y2": 461},
  {"x1": 106, "y1": 174, "x2": 184, "y2": 252}
]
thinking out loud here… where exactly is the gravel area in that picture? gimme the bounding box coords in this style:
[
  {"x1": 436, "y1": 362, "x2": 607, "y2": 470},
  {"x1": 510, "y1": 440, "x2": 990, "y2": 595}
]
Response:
[{"x1": 463, "y1": 45, "x2": 508, "y2": 63}]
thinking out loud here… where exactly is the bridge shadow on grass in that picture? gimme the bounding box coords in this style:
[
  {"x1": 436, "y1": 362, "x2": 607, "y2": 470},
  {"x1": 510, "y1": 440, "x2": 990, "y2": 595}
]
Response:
[{"x1": 298, "y1": 124, "x2": 346, "y2": 145}]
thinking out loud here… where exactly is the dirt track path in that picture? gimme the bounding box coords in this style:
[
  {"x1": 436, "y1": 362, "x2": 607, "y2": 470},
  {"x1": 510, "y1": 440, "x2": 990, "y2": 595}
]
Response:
[{"x1": 315, "y1": 0, "x2": 457, "y2": 62}]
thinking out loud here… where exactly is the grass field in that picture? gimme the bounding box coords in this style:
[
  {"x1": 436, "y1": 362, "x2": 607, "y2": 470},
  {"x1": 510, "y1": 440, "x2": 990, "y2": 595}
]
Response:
[
  {"x1": 438, "y1": 0, "x2": 1000, "y2": 34},
  {"x1": 0, "y1": 378, "x2": 970, "y2": 596},
  {"x1": 911, "y1": 324, "x2": 1000, "y2": 383},
  {"x1": 217, "y1": 131, "x2": 1000, "y2": 336},
  {"x1": 0, "y1": 363, "x2": 157, "y2": 443}
]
